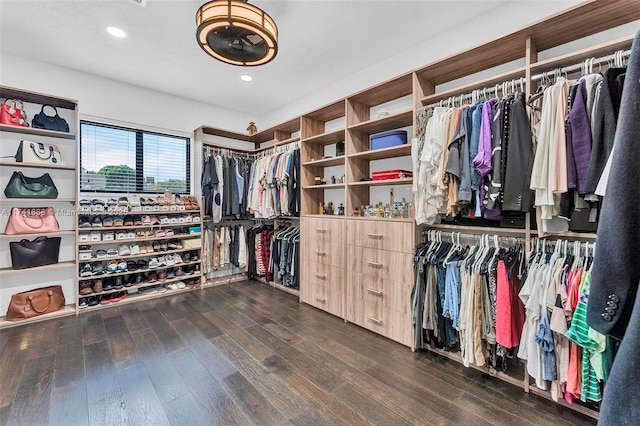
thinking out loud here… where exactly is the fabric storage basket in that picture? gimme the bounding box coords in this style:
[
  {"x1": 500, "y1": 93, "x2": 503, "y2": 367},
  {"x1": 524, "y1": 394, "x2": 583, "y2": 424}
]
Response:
[{"x1": 369, "y1": 130, "x2": 407, "y2": 150}]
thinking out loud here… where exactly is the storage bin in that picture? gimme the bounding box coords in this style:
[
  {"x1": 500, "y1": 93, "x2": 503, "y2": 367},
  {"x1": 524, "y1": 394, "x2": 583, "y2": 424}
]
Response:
[
  {"x1": 371, "y1": 170, "x2": 413, "y2": 181},
  {"x1": 369, "y1": 130, "x2": 407, "y2": 150}
]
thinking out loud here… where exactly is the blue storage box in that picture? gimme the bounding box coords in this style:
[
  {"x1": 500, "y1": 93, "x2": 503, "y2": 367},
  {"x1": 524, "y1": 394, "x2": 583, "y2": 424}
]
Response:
[{"x1": 370, "y1": 130, "x2": 407, "y2": 150}]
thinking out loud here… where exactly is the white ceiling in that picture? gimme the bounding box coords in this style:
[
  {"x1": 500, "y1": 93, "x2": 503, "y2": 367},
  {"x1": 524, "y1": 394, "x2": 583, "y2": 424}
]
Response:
[{"x1": 1, "y1": 0, "x2": 581, "y2": 120}]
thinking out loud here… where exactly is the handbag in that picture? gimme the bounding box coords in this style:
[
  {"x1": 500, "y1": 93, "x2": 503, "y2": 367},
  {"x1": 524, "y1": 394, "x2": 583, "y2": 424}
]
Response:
[
  {"x1": 9, "y1": 236, "x2": 61, "y2": 269},
  {"x1": 6, "y1": 285, "x2": 65, "y2": 321},
  {"x1": 4, "y1": 171, "x2": 59, "y2": 199},
  {"x1": 15, "y1": 140, "x2": 63, "y2": 165},
  {"x1": 5, "y1": 207, "x2": 59, "y2": 235},
  {"x1": 0, "y1": 99, "x2": 29, "y2": 127},
  {"x1": 31, "y1": 104, "x2": 69, "y2": 132}
]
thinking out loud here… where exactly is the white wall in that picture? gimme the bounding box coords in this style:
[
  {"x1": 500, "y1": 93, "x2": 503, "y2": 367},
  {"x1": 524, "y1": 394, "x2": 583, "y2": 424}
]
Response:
[
  {"x1": 258, "y1": 3, "x2": 639, "y2": 128},
  {"x1": 0, "y1": 53, "x2": 250, "y2": 136}
]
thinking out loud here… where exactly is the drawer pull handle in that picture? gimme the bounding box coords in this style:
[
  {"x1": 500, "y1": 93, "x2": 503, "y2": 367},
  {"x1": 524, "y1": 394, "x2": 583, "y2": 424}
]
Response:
[
  {"x1": 366, "y1": 260, "x2": 382, "y2": 267},
  {"x1": 366, "y1": 233, "x2": 383, "y2": 239},
  {"x1": 315, "y1": 228, "x2": 327, "y2": 233},
  {"x1": 314, "y1": 296, "x2": 326, "y2": 303},
  {"x1": 314, "y1": 274, "x2": 326, "y2": 280},
  {"x1": 367, "y1": 288, "x2": 382, "y2": 296},
  {"x1": 315, "y1": 251, "x2": 326, "y2": 256},
  {"x1": 367, "y1": 316, "x2": 382, "y2": 324}
]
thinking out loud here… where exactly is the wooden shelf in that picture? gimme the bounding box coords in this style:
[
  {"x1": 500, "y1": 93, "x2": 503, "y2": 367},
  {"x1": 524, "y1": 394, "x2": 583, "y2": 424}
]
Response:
[
  {"x1": 0, "y1": 305, "x2": 76, "y2": 329},
  {"x1": 302, "y1": 183, "x2": 345, "y2": 190},
  {"x1": 276, "y1": 136, "x2": 300, "y2": 146},
  {"x1": 529, "y1": 230, "x2": 597, "y2": 239},
  {"x1": 1, "y1": 198, "x2": 75, "y2": 203},
  {"x1": 0, "y1": 86, "x2": 77, "y2": 109},
  {"x1": 348, "y1": 177, "x2": 413, "y2": 187},
  {"x1": 77, "y1": 284, "x2": 201, "y2": 314},
  {"x1": 81, "y1": 209, "x2": 201, "y2": 215},
  {"x1": 0, "y1": 261, "x2": 76, "y2": 275},
  {"x1": 348, "y1": 74, "x2": 413, "y2": 106},
  {"x1": 301, "y1": 128, "x2": 345, "y2": 146},
  {"x1": 78, "y1": 222, "x2": 198, "y2": 232},
  {"x1": 348, "y1": 144, "x2": 412, "y2": 161},
  {"x1": 301, "y1": 214, "x2": 345, "y2": 220},
  {"x1": 420, "y1": 67, "x2": 526, "y2": 105},
  {"x1": 302, "y1": 156, "x2": 345, "y2": 167},
  {"x1": 0, "y1": 230, "x2": 75, "y2": 239},
  {"x1": 347, "y1": 110, "x2": 413, "y2": 134},
  {"x1": 346, "y1": 216, "x2": 413, "y2": 223},
  {"x1": 77, "y1": 246, "x2": 200, "y2": 263},
  {"x1": 304, "y1": 100, "x2": 345, "y2": 122},
  {"x1": 530, "y1": 34, "x2": 634, "y2": 74},
  {"x1": 0, "y1": 161, "x2": 76, "y2": 171},
  {"x1": 425, "y1": 223, "x2": 527, "y2": 235},
  {"x1": 0, "y1": 123, "x2": 76, "y2": 140},
  {"x1": 78, "y1": 270, "x2": 202, "y2": 296},
  {"x1": 79, "y1": 232, "x2": 201, "y2": 246},
  {"x1": 79, "y1": 260, "x2": 201, "y2": 281}
]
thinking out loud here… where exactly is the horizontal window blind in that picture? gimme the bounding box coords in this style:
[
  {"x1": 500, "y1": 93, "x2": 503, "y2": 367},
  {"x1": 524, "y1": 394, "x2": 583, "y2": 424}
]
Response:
[{"x1": 80, "y1": 121, "x2": 189, "y2": 194}]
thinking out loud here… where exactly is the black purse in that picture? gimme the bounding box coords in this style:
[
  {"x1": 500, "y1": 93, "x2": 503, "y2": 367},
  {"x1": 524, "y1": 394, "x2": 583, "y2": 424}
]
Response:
[
  {"x1": 31, "y1": 105, "x2": 70, "y2": 133},
  {"x1": 9, "y1": 236, "x2": 61, "y2": 269},
  {"x1": 4, "y1": 171, "x2": 59, "y2": 199}
]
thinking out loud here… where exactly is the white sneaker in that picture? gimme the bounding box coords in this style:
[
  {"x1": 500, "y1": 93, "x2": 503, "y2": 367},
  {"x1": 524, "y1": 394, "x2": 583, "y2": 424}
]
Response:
[
  {"x1": 175, "y1": 281, "x2": 186, "y2": 289},
  {"x1": 164, "y1": 283, "x2": 178, "y2": 290},
  {"x1": 148, "y1": 257, "x2": 159, "y2": 268},
  {"x1": 129, "y1": 244, "x2": 140, "y2": 255},
  {"x1": 173, "y1": 253, "x2": 183, "y2": 264},
  {"x1": 157, "y1": 255, "x2": 166, "y2": 266},
  {"x1": 118, "y1": 244, "x2": 131, "y2": 256},
  {"x1": 165, "y1": 254, "x2": 175, "y2": 267}
]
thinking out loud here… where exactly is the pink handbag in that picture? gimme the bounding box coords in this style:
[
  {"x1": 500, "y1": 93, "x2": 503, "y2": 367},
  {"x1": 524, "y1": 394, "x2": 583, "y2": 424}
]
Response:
[{"x1": 5, "y1": 207, "x2": 59, "y2": 235}]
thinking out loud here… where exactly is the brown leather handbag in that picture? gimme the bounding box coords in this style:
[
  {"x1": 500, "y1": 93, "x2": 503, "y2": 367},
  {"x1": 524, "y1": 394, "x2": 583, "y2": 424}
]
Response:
[{"x1": 6, "y1": 285, "x2": 65, "y2": 321}]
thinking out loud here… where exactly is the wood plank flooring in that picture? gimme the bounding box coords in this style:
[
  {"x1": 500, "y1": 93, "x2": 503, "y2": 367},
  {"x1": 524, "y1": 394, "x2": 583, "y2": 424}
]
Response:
[{"x1": 0, "y1": 280, "x2": 596, "y2": 426}]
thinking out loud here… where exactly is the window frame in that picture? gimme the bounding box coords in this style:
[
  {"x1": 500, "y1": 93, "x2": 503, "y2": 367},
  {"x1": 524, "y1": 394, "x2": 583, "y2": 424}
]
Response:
[{"x1": 79, "y1": 120, "x2": 191, "y2": 194}]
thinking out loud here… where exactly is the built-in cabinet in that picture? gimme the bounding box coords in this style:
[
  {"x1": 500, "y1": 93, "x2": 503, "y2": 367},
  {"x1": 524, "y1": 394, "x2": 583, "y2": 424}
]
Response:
[{"x1": 0, "y1": 86, "x2": 79, "y2": 327}]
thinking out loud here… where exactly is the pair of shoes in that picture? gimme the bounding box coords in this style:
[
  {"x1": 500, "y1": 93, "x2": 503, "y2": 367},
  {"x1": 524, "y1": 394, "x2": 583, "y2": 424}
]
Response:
[
  {"x1": 79, "y1": 282, "x2": 93, "y2": 295},
  {"x1": 182, "y1": 195, "x2": 199, "y2": 210}
]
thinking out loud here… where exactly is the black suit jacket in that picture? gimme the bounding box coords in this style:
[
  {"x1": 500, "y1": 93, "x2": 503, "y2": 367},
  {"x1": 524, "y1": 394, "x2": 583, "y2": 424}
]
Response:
[{"x1": 586, "y1": 28, "x2": 640, "y2": 425}]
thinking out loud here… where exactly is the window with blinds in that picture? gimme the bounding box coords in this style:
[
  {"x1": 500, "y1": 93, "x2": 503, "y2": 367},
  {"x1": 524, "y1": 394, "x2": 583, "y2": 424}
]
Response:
[{"x1": 80, "y1": 121, "x2": 190, "y2": 194}]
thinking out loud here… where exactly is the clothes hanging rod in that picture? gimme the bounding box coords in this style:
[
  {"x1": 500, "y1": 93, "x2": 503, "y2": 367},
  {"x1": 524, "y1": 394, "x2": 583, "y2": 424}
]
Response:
[
  {"x1": 421, "y1": 77, "x2": 526, "y2": 110},
  {"x1": 531, "y1": 49, "x2": 630, "y2": 82}
]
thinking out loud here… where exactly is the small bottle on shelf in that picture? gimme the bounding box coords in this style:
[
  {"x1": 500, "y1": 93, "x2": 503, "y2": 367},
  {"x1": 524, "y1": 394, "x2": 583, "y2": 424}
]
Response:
[
  {"x1": 338, "y1": 203, "x2": 345, "y2": 216},
  {"x1": 318, "y1": 202, "x2": 324, "y2": 215}
]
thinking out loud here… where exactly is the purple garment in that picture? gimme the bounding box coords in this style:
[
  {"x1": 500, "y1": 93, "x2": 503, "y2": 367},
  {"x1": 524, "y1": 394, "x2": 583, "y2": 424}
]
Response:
[
  {"x1": 569, "y1": 80, "x2": 593, "y2": 194},
  {"x1": 473, "y1": 98, "x2": 498, "y2": 177}
]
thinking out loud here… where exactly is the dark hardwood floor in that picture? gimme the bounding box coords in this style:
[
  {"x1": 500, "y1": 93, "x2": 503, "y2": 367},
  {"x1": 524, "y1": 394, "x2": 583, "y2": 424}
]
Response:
[{"x1": 0, "y1": 280, "x2": 596, "y2": 426}]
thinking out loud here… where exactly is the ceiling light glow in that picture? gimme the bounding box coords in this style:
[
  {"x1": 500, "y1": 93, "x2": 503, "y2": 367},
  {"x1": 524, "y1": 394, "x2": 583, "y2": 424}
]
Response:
[
  {"x1": 106, "y1": 26, "x2": 127, "y2": 38},
  {"x1": 240, "y1": 74, "x2": 253, "y2": 82}
]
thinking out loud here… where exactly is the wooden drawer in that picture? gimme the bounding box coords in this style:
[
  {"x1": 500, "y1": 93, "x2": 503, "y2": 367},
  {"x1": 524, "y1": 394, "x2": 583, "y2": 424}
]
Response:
[
  {"x1": 304, "y1": 238, "x2": 344, "y2": 268},
  {"x1": 346, "y1": 246, "x2": 413, "y2": 283},
  {"x1": 346, "y1": 271, "x2": 411, "y2": 315},
  {"x1": 346, "y1": 291, "x2": 411, "y2": 347},
  {"x1": 346, "y1": 219, "x2": 413, "y2": 253},
  {"x1": 301, "y1": 217, "x2": 344, "y2": 246},
  {"x1": 300, "y1": 261, "x2": 344, "y2": 319}
]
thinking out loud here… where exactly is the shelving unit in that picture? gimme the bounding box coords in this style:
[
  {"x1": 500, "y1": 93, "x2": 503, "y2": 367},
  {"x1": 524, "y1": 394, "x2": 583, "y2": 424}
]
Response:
[
  {"x1": 0, "y1": 85, "x2": 79, "y2": 326},
  {"x1": 75, "y1": 207, "x2": 203, "y2": 312},
  {"x1": 195, "y1": 117, "x2": 303, "y2": 293}
]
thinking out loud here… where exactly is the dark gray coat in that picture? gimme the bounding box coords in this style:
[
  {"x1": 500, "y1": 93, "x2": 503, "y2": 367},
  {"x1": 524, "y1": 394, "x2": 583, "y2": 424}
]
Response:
[{"x1": 586, "y1": 28, "x2": 640, "y2": 425}]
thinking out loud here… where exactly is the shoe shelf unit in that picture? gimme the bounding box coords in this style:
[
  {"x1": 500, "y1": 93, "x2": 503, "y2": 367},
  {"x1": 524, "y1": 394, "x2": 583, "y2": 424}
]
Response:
[
  {"x1": 194, "y1": 0, "x2": 637, "y2": 419},
  {"x1": 75, "y1": 206, "x2": 203, "y2": 313},
  {"x1": 195, "y1": 118, "x2": 303, "y2": 295},
  {"x1": 0, "y1": 85, "x2": 79, "y2": 328}
]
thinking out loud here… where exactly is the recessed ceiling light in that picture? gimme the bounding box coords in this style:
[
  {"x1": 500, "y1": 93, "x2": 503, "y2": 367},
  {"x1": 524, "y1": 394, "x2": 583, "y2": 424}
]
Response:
[
  {"x1": 240, "y1": 74, "x2": 253, "y2": 82},
  {"x1": 106, "y1": 26, "x2": 127, "y2": 38}
]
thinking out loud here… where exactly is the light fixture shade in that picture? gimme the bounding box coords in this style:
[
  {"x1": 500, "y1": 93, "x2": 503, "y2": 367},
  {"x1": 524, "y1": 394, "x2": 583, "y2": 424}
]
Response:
[{"x1": 196, "y1": 0, "x2": 278, "y2": 66}]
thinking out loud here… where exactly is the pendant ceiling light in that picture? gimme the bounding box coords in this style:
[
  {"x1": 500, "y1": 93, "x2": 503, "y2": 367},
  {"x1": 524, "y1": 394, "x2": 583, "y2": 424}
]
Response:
[{"x1": 195, "y1": 0, "x2": 278, "y2": 67}]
